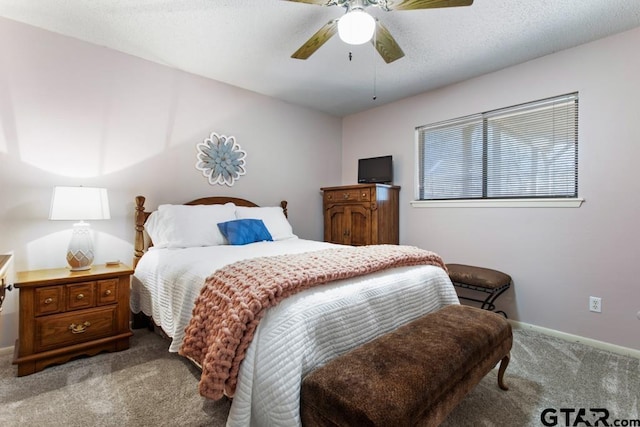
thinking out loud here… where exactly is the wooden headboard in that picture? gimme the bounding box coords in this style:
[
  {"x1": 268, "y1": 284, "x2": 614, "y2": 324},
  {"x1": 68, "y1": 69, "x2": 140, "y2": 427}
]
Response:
[{"x1": 133, "y1": 195, "x2": 288, "y2": 268}]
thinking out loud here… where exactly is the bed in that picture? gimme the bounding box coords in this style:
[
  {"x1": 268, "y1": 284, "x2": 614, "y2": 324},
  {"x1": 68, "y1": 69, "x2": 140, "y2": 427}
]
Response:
[{"x1": 130, "y1": 195, "x2": 459, "y2": 427}]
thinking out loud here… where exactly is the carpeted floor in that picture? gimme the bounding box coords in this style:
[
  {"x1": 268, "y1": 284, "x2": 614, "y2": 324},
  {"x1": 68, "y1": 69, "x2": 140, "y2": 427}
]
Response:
[{"x1": 1, "y1": 328, "x2": 638, "y2": 426}]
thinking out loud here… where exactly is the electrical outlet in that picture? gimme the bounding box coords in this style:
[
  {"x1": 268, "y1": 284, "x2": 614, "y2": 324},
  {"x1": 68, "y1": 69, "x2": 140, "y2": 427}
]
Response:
[{"x1": 589, "y1": 296, "x2": 602, "y2": 313}]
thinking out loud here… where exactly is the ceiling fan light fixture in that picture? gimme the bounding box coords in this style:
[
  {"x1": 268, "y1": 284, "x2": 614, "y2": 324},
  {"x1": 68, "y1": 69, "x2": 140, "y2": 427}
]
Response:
[{"x1": 337, "y1": 9, "x2": 375, "y2": 45}]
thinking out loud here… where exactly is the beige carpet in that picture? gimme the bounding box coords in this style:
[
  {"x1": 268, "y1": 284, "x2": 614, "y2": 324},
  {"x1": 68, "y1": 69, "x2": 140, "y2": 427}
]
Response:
[{"x1": 1, "y1": 328, "x2": 638, "y2": 426}]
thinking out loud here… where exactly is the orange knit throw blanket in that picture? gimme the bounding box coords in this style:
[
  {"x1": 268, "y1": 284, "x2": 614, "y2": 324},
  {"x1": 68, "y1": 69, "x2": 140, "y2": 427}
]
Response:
[{"x1": 179, "y1": 244, "x2": 447, "y2": 400}]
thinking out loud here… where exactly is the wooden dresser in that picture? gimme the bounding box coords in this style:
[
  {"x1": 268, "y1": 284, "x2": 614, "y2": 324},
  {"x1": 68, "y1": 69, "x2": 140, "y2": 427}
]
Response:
[
  {"x1": 321, "y1": 184, "x2": 400, "y2": 246},
  {"x1": 12, "y1": 264, "x2": 133, "y2": 376}
]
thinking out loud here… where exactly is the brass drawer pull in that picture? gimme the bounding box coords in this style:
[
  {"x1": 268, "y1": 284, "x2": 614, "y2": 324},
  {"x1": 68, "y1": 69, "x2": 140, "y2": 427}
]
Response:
[
  {"x1": 69, "y1": 321, "x2": 91, "y2": 334},
  {"x1": 76, "y1": 293, "x2": 85, "y2": 300},
  {"x1": 104, "y1": 290, "x2": 112, "y2": 296},
  {"x1": 44, "y1": 297, "x2": 53, "y2": 305},
  {"x1": 343, "y1": 193, "x2": 350, "y2": 199}
]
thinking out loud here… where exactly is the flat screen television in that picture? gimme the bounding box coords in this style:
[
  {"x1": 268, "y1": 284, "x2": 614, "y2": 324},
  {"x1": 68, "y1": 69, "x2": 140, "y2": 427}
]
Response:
[{"x1": 358, "y1": 155, "x2": 393, "y2": 184}]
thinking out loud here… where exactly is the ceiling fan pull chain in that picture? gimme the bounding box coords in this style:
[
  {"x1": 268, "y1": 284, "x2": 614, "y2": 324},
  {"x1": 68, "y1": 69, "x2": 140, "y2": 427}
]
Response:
[
  {"x1": 372, "y1": 30, "x2": 377, "y2": 101},
  {"x1": 373, "y1": 68, "x2": 377, "y2": 101}
]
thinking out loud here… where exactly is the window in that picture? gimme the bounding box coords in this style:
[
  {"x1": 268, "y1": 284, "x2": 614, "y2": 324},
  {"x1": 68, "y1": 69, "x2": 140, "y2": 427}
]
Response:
[{"x1": 416, "y1": 93, "x2": 579, "y2": 205}]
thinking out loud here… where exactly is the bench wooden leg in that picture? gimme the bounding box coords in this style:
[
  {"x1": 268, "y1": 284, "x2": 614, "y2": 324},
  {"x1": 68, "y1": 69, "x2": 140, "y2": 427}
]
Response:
[{"x1": 497, "y1": 353, "x2": 510, "y2": 390}]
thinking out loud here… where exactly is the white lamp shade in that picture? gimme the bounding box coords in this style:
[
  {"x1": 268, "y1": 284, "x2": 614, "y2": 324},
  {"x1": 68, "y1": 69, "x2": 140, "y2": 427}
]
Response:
[
  {"x1": 50, "y1": 186, "x2": 111, "y2": 221},
  {"x1": 338, "y1": 9, "x2": 376, "y2": 45},
  {"x1": 50, "y1": 186, "x2": 110, "y2": 270}
]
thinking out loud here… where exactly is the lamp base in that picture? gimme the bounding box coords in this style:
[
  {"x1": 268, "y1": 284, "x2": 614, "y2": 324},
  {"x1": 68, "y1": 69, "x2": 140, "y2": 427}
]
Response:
[
  {"x1": 66, "y1": 221, "x2": 95, "y2": 271},
  {"x1": 68, "y1": 264, "x2": 92, "y2": 272}
]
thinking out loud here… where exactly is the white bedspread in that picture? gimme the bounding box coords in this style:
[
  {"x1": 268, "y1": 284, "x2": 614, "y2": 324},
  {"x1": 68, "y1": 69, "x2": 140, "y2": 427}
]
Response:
[{"x1": 131, "y1": 238, "x2": 459, "y2": 427}]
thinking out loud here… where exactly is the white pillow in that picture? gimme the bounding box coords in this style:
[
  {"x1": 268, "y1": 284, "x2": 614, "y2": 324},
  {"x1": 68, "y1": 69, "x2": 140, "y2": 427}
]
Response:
[
  {"x1": 145, "y1": 203, "x2": 236, "y2": 248},
  {"x1": 235, "y1": 206, "x2": 297, "y2": 241}
]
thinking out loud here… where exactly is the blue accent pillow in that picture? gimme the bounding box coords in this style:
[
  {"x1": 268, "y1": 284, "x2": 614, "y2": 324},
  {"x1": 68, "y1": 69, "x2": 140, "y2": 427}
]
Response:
[{"x1": 217, "y1": 219, "x2": 273, "y2": 245}]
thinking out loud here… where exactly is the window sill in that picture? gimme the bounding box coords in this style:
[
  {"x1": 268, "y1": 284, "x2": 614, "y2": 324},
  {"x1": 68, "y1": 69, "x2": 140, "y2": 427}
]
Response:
[{"x1": 410, "y1": 198, "x2": 584, "y2": 208}]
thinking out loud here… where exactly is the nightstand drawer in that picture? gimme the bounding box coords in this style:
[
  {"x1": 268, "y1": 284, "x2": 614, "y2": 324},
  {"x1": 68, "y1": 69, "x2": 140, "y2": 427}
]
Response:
[
  {"x1": 35, "y1": 306, "x2": 117, "y2": 352},
  {"x1": 97, "y1": 279, "x2": 118, "y2": 305},
  {"x1": 35, "y1": 286, "x2": 64, "y2": 316},
  {"x1": 66, "y1": 282, "x2": 96, "y2": 310}
]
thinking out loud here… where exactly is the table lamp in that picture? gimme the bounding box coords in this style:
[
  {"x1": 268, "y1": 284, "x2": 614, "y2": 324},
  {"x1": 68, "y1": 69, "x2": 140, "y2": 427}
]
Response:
[{"x1": 49, "y1": 186, "x2": 111, "y2": 271}]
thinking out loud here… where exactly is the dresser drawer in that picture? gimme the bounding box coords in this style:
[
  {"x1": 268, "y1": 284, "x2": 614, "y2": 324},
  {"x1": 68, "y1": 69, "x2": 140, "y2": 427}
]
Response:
[
  {"x1": 35, "y1": 286, "x2": 64, "y2": 316},
  {"x1": 66, "y1": 282, "x2": 96, "y2": 310},
  {"x1": 324, "y1": 188, "x2": 371, "y2": 204},
  {"x1": 35, "y1": 306, "x2": 117, "y2": 352},
  {"x1": 97, "y1": 279, "x2": 118, "y2": 305}
]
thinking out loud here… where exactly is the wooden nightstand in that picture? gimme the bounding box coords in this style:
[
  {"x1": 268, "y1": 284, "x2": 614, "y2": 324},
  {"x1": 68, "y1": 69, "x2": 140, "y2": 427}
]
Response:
[{"x1": 12, "y1": 264, "x2": 133, "y2": 376}]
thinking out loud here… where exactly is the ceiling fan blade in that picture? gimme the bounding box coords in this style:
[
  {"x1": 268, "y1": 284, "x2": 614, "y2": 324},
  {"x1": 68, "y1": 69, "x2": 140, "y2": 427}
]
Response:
[
  {"x1": 292, "y1": 19, "x2": 339, "y2": 60},
  {"x1": 372, "y1": 20, "x2": 405, "y2": 63},
  {"x1": 382, "y1": 0, "x2": 473, "y2": 11},
  {"x1": 281, "y1": 0, "x2": 338, "y2": 5}
]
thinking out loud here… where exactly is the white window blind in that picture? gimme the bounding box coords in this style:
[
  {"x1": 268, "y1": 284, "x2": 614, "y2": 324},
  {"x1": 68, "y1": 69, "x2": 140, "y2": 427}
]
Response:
[{"x1": 417, "y1": 93, "x2": 579, "y2": 201}]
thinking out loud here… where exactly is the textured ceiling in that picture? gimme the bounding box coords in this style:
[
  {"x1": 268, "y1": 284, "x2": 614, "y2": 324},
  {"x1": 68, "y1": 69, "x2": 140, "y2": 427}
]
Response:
[{"x1": 1, "y1": 0, "x2": 640, "y2": 117}]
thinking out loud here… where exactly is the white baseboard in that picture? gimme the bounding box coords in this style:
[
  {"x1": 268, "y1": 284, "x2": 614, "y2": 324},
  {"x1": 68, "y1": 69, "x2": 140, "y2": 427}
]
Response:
[
  {"x1": 0, "y1": 345, "x2": 14, "y2": 356},
  {"x1": 509, "y1": 319, "x2": 640, "y2": 359}
]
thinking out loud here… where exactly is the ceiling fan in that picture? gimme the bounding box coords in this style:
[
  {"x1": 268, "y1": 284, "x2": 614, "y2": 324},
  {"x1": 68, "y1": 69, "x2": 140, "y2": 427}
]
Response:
[{"x1": 285, "y1": 0, "x2": 474, "y2": 64}]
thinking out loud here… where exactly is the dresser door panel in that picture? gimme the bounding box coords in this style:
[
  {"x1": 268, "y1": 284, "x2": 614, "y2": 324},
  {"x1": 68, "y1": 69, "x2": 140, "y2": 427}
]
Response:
[
  {"x1": 325, "y1": 206, "x2": 347, "y2": 245},
  {"x1": 347, "y1": 205, "x2": 372, "y2": 246}
]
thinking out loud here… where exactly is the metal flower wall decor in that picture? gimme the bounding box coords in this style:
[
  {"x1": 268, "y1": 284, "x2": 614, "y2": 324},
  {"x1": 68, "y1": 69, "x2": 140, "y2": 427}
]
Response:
[{"x1": 195, "y1": 132, "x2": 246, "y2": 186}]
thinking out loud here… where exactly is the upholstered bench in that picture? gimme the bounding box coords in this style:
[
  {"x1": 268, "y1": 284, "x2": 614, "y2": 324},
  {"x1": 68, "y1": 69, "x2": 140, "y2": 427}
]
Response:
[
  {"x1": 447, "y1": 263, "x2": 512, "y2": 317},
  {"x1": 300, "y1": 304, "x2": 512, "y2": 427}
]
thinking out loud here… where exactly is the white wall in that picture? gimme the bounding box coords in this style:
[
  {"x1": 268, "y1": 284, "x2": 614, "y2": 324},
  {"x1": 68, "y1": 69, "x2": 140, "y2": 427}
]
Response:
[
  {"x1": 342, "y1": 27, "x2": 640, "y2": 350},
  {"x1": 0, "y1": 17, "x2": 342, "y2": 348}
]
